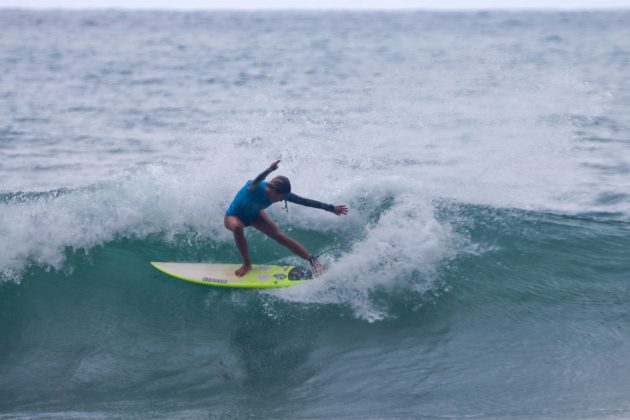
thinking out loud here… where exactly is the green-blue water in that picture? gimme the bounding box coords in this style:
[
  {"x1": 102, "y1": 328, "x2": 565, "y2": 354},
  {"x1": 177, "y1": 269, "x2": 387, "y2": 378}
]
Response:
[{"x1": 1, "y1": 9, "x2": 630, "y2": 418}]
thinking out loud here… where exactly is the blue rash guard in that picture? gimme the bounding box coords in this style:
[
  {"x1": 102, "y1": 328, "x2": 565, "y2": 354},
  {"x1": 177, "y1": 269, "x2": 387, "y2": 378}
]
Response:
[
  {"x1": 226, "y1": 177, "x2": 335, "y2": 226},
  {"x1": 225, "y1": 180, "x2": 273, "y2": 226}
]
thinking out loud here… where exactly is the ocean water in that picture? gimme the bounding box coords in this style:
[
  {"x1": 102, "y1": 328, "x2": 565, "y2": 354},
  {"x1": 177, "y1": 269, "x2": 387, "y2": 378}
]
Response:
[{"x1": 1, "y1": 9, "x2": 630, "y2": 418}]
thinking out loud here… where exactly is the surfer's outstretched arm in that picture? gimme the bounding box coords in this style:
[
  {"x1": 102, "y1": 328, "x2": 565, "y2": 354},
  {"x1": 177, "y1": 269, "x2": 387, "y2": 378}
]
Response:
[
  {"x1": 248, "y1": 160, "x2": 280, "y2": 191},
  {"x1": 286, "y1": 193, "x2": 348, "y2": 215}
]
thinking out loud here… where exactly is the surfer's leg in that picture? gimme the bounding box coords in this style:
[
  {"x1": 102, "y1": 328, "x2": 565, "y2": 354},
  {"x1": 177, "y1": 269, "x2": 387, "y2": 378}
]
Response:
[
  {"x1": 253, "y1": 213, "x2": 324, "y2": 275},
  {"x1": 224, "y1": 215, "x2": 252, "y2": 277},
  {"x1": 251, "y1": 211, "x2": 311, "y2": 259}
]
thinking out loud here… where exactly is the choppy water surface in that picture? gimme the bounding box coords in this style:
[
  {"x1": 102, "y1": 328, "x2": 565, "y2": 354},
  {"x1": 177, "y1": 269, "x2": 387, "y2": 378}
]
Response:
[{"x1": 1, "y1": 9, "x2": 630, "y2": 418}]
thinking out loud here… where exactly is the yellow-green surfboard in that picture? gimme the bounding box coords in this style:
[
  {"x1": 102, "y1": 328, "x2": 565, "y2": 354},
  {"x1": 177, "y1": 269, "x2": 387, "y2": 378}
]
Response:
[{"x1": 150, "y1": 262, "x2": 313, "y2": 288}]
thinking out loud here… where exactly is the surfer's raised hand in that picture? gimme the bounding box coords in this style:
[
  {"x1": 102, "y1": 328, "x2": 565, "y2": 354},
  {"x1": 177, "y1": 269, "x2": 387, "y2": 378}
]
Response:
[
  {"x1": 250, "y1": 160, "x2": 281, "y2": 189},
  {"x1": 333, "y1": 205, "x2": 348, "y2": 216}
]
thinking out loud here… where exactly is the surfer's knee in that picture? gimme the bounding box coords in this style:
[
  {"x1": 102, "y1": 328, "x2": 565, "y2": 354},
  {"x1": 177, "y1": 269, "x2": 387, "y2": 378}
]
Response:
[{"x1": 224, "y1": 216, "x2": 244, "y2": 232}]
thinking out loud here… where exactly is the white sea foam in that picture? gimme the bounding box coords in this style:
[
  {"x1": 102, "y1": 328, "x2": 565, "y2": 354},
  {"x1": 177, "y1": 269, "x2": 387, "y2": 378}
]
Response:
[{"x1": 271, "y1": 182, "x2": 454, "y2": 322}]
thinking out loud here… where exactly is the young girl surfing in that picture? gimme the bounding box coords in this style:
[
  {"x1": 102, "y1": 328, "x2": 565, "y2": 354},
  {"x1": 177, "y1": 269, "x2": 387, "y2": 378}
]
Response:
[{"x1": 225, "y1": 160, "x2": 348, "y2": 277}]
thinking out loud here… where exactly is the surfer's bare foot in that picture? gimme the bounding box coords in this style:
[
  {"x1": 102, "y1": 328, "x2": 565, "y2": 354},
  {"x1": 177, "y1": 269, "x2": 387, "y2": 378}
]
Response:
[
  {"x1": 311, "y1": 260, "x2": 324, "y2": 277},
  {"x1": 235, "y1": 263, "x2": 252, "y2": 277}
]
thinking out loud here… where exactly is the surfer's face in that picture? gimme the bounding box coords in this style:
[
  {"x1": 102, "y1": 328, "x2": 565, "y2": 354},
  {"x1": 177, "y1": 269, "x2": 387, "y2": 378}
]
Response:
[{"x1": 265, "y1": 185, "x2": 286, "y2": 202}]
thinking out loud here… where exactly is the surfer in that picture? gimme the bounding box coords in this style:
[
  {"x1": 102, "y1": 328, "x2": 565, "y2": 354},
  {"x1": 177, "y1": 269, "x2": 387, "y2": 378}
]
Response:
[{"x1": 225, "y1": 160, "x2": 348, "y2": 277}]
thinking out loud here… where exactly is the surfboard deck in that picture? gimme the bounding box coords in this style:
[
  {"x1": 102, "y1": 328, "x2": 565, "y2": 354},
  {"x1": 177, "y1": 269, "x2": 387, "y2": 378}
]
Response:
[{"x1": 150, "y1": 262, "x2": 313, "y2": 288}]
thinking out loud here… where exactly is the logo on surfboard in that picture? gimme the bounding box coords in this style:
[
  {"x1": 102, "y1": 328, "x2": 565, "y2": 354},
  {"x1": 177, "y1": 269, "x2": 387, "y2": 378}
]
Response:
[{"x1": 202, "y1": 277, "x2": 228, "y2": 284}]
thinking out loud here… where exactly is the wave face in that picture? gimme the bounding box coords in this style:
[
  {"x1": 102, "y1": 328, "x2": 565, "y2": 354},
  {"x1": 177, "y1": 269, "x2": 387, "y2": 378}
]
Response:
[{"x1": 2, "y1": 10, "x2": 630, "y2": 418}]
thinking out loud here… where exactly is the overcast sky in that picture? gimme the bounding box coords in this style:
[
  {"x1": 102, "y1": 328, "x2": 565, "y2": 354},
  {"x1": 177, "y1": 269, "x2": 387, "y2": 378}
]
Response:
[{"x1": 2, "y1": 0, "x2": 630, "y2": 10}]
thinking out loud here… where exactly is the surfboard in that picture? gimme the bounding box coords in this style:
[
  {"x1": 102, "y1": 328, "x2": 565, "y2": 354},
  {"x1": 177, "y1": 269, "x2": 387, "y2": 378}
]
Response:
[{"x1": 150, "y1": 262, "x2": 313, "y2": 288}]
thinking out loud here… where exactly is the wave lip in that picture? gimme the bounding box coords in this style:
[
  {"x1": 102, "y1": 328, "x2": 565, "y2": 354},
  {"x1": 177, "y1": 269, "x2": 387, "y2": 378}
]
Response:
[
  {"x1": 273, "y1": 190, "x2": 457, "y2": 322},
  {"x1": 0, "y1": 165, "x2": 228, "y2": 281}
]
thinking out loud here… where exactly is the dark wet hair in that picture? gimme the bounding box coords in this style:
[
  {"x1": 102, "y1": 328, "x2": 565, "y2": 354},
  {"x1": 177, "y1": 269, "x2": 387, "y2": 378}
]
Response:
[{"x1": 267, "y1": 175, "x2": 291, "y2": 195}]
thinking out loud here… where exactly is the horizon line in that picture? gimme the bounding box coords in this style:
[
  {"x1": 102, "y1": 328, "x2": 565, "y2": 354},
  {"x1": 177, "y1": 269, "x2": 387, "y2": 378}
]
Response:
[{"x1": 2, "y1": 5, "x2": 630, "y2": 11}]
